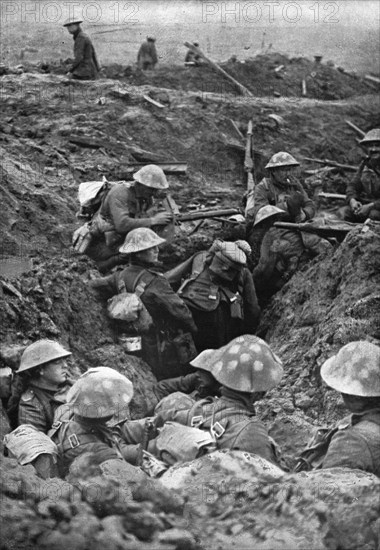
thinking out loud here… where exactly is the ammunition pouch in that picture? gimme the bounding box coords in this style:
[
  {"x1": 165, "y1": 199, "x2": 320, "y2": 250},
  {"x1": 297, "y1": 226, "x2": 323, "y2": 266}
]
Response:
[
  {"x1": 155, "y1": 421, "x2": 216, "y2": 465},
  {"x1": 179, "y1": 278, "x2": 220, "y2": 312}
]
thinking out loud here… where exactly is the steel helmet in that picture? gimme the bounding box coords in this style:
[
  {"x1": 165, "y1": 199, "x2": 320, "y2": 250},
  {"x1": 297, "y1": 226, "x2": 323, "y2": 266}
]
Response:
[
  {"x1": 254, "y1": 205, "x2": 286, "y2": 226},
  {"x1": 63, "y1": 18, "x2": 83, "y2": 26},
  {"x1": 359, "y1": 129, "x2": 380, "y2": 146},
  {"x1": 16, "y1": 340, "x2": 71, "y2": 374},
  {"x1": 265, "y1": 152, "x2": 300, "y2": 170},
  {"x1": 119, "y1": 227, "x2": 166, "y2": 254},
  {"x1": 321, "y1": 341, "x2": 380, "y2": 396},
  {"x1": 211, "y1": 240, "x2": 247, "y2": 266},
  {"x1": 190, "y1": 335, "x2": 283, "y2": 392},
  {"x1": 67, "y1": 366, "x2": 134, "y2": 419},
  {"x1": 133, "y1": 165, "x2": 169, "y2": 189}
]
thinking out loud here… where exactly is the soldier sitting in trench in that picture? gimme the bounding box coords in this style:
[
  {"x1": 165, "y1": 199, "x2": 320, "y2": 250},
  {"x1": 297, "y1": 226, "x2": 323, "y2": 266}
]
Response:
[
  {"x1": 167, "y1": 239, "x2": 261, "y2": 352},
  {"x1": 7, "y1": 339, "x2": 72, "y2": 433},
  {"x1": 252, "y1": 205, "x2": 332, "y2": 303},
  {"x1": 295, "y1": 341, "x2": 380, "y2": 476},
  {"x1": 154, "y1": 334, "x2": 284, "y2": 466},
  {"x1": 342, "y1": 129, "x2": 380, "y2": 222}
]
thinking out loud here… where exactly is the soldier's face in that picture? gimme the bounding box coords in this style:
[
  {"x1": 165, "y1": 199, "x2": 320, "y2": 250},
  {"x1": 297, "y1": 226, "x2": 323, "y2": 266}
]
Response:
[
  {"x1": 271, "y1": 167, "x2": 296, "y2": 184},
  {"x1": 137, "y1": 245, "x2": 159, "y2": 264},
  {"x1": 66, "y1": 24, "x2": 79, "y2": 34},
  {"x1": 40, "y1": 358, "x2": 67, "y2": 385},
  {"x1": 367, "y1": 142, "x2": 380, "y2": 166}
]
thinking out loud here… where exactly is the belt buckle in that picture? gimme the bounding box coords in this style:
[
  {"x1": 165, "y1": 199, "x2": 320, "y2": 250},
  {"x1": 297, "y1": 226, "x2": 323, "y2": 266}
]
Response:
[
  {"x1": 68, "y1": 434, "x2": 80, "y2": 448},
  {"x1": 211, "y1": 421, "x2": 225, "y2": 439},
  {"x1": 191, "y1": 415, "x2": 203, "y2": 428}
]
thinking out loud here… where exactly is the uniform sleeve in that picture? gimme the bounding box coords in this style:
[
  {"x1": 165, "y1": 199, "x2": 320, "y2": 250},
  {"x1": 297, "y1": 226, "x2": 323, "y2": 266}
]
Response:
[
  {"x1": 322, "y1": 429, "x2": 374, "y2": 471},
  {"x1": 228, "y1": 421, "x2": 279, "y2": 465},
  {"x1": 18, "y1": 396, "x2": 49, "y2": 433},
  {"x1": 253, "y1": 231, "x2": 278, "y2": 283},
  {"x1": 346, "y1": 168, "x2": 364, "y2": 204},
  {"x1": 154, "y1": 373, "x2": 199, "y2": 403},
  {"x1": 90, "y1": 272, "x2": 118, "y2": 298},
  {"x1": 252, "y1": 181, "x2": 270, "y2": 220},
  {"x1": 143, "y1": 276, "x2": 197, "y2": 333},
  {"x1": 241, "y1": 268, "x2": 261, "y2": 332},
  {"x1": 107, "y1": 187, "x2": 152, "y2": 234},
  {"x1": 296, "y1": 182, "x2": 315, "y2": 220},
  {"x1": 71, "y1": 34, "x2": 86, "y2": 71}
]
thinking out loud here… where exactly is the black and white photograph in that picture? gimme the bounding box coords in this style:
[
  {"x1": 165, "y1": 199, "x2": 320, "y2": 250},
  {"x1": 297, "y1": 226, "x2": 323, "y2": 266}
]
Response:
[{"x1": 0, "y1": 1, "x2": 379, "y2": 548}]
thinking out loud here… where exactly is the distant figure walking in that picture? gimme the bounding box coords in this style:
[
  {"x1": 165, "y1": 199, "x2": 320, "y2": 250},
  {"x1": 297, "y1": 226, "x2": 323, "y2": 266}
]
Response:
[
  {"x1": 137, "y1": 37, "x2": 158, "y2": 70},
  {"x1": 63, "y1": 18, "x2": 100, "y2": 80}
]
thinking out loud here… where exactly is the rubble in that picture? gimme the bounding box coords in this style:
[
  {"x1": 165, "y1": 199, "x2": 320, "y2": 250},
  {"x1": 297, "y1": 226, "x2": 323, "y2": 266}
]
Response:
[{"x1": 0, "y1": 55, "x2": 379, "y2": 548}]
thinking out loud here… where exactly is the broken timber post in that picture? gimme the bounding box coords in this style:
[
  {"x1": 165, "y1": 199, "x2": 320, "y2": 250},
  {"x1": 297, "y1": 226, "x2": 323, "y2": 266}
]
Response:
[
  {"x1": 345, "y1": 120, "x2": 365, "y2": 137},
  {"x1": 303, "y1": 157, "x2": 357, "y2": 171},
  {"x1": 184, "y1": 42, "x2": 253, "y2": 97}
]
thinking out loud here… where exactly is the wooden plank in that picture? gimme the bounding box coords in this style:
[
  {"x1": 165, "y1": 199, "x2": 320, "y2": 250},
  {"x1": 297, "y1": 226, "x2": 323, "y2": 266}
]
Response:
[
  {"x1": 184, "y1": 42, "x2": 253, "y2": 97},
  {"x1": 122, "y1": 163, "x2": 187, "y2": 175},
  {"x1": 143, "y1": 94, "x2": 165, "y2": 109},
  {"x1": 364, "y1": 74, "x2": 380, "y2": 85},
  {"x1": 345, "y1": 120, "x2": 365, "y2": 137}
]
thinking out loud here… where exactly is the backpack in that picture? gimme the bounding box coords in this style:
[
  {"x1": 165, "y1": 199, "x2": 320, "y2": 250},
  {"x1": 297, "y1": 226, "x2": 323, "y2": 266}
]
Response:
[
  {"x1": 72, "y1": 179, "x2": 116, "y2": 254},
  {"x1": 107, "y1": 270, "x2": 155, "y2": 333},
  {"x1": 178, "y1": 252, "x2": 245, "y2": 318}
]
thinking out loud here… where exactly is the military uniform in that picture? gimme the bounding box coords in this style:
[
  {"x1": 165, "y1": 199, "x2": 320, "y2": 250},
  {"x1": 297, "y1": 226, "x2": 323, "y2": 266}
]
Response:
[
  {"x1": 179, "y1": 251, "x2": 260, "y2": 351},
  {"x1": 92, "y1": 261, "x2": 197, "y2": 379},
  {"x1": 252, "y1": 177, "x2": 315, "y2": 222},
  {"x1": 137, "y1": 40, "x2": 158, "y2": 70},
  {"x1": 50, "y1": 406, "x2": 139, "y2": 476},
  {"x1": 157, "y1": 394, "x2": 279, "y2": 464},
  {"x1": 323, "y1": 409, "x2": 380, "y2": 476},
  {"x1": 18, "y1": 383, "x2": 69, "y2": 434},
  {"x1": 70, "y1": 29, "x2": 100, "y2": 80},
  {"x1": 344, "y1": 165, "x2": 380, "y2": 221}
]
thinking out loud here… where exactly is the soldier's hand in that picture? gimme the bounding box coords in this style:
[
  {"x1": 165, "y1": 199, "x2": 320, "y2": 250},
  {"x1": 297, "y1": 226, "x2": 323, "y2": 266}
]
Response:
[
  {"x1": 151, "y1": 211, "x2": 173, "y2": 226},
  {"x1": 357, "y1": 202, "x2": 374, "y2": 217},
  {"x1": 349, "y1": 199, "x2": 362, "y2": 213}
]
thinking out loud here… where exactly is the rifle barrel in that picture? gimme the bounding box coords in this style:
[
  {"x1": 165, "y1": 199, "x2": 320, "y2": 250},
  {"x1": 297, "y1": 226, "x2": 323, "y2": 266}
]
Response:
[{"x1": 178, "y1": 208, "x2": 240, "y2": 222}]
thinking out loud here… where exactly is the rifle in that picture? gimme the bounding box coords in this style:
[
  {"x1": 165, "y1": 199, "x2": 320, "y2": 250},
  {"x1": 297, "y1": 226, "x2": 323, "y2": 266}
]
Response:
[
  {"x1": 274, "y1": 220, "x2": 358, "y2": 241},
  {"x1": 244, "y1": 119, "x2": 255, "y2": 192}
]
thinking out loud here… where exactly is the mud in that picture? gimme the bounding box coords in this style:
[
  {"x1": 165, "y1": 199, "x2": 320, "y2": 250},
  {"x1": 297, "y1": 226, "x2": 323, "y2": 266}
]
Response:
[{"x1": 1, "y1": 55, "x2": 380, "y2": 549}]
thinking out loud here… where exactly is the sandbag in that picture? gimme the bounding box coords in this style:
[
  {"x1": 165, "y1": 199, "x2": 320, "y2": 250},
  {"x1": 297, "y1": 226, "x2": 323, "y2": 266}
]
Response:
[{"x1": 4, "y1": 424, "x2": 58, "y2": 465}]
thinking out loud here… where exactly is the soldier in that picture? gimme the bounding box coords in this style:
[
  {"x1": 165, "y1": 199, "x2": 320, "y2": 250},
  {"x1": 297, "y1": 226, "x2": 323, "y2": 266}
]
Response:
[
  {"x1": 174, "y1": 240, "x2": 260, "y2": 352},
  {"x1": 156, "y1": 335, "x2": 284, "y2": 465},
  {"x1": 83, "y1": 164, "x2": 173, "y2": 273},
  {"x1": 137, "y1": 37, "x2": 158, "y2": 70},
  {"x1": 91, "y1": 228, "x2": 197, "y2": 380},
  {"x1": 7, "y1": 340, "x2": 72, "y2": 433},
  {"x1": 343, "y1": 129, "x2": 380, "y2": 222},
  {"x1": 252, "y1": 205, "x2": 331, "y2": 302},
  {"x1": 50, "y1": 367, "x2": 139, "y2": 476},
  {"x1": 63, "y1": 18, "x2": 100, "y2": 80},
  {"x1": 251, "y1": 152, "x2": 316, "y2": 224},
  {"x1": 320, "y1": 341, "x2": 380, "y2": 475}
]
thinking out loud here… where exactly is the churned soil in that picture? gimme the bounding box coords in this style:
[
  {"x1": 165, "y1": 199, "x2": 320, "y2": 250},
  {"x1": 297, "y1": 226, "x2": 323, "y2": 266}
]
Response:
[{"x1": 1, "y1": 61, "x2": 380, "y2": 549}]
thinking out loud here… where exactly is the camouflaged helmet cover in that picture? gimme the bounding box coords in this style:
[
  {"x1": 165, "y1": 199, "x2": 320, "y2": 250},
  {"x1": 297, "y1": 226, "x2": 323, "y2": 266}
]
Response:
[
  {"x1": 191, "y1": 335, "x2": 283, "y2": 392},
  {"x1": 321, "y1": 341, "x2": 380, "y2": 396},
  {"x1": 265, "y1": 152, "x2": 300, "y2": 170},
  {"x1": 133, "y1": 164, "x2": 169, "y2": 189},
  {"x1": 254, "y1": 205, "x2": 286, "y2": 226},
  {"x1": 359, "y1": 129, "x2": 380, "y2": 146},
  {"x1": 17, "y1": 339, "x2": 71, "y2": 373},
  {"x1": 211, "y1": 240, "x2": 247, "y2": 265},
  {"x1": 67, "y1": 366, "x2": 134, "y2": 418},
  {"x1": 119, "y1": 227, "x2": 166, "y2": 254}
]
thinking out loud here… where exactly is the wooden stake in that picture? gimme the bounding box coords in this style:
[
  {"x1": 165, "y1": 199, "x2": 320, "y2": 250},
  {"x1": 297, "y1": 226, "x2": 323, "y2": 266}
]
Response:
[{"x1": 184, "y1": 42, "x2": 253, "y2": 97}]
